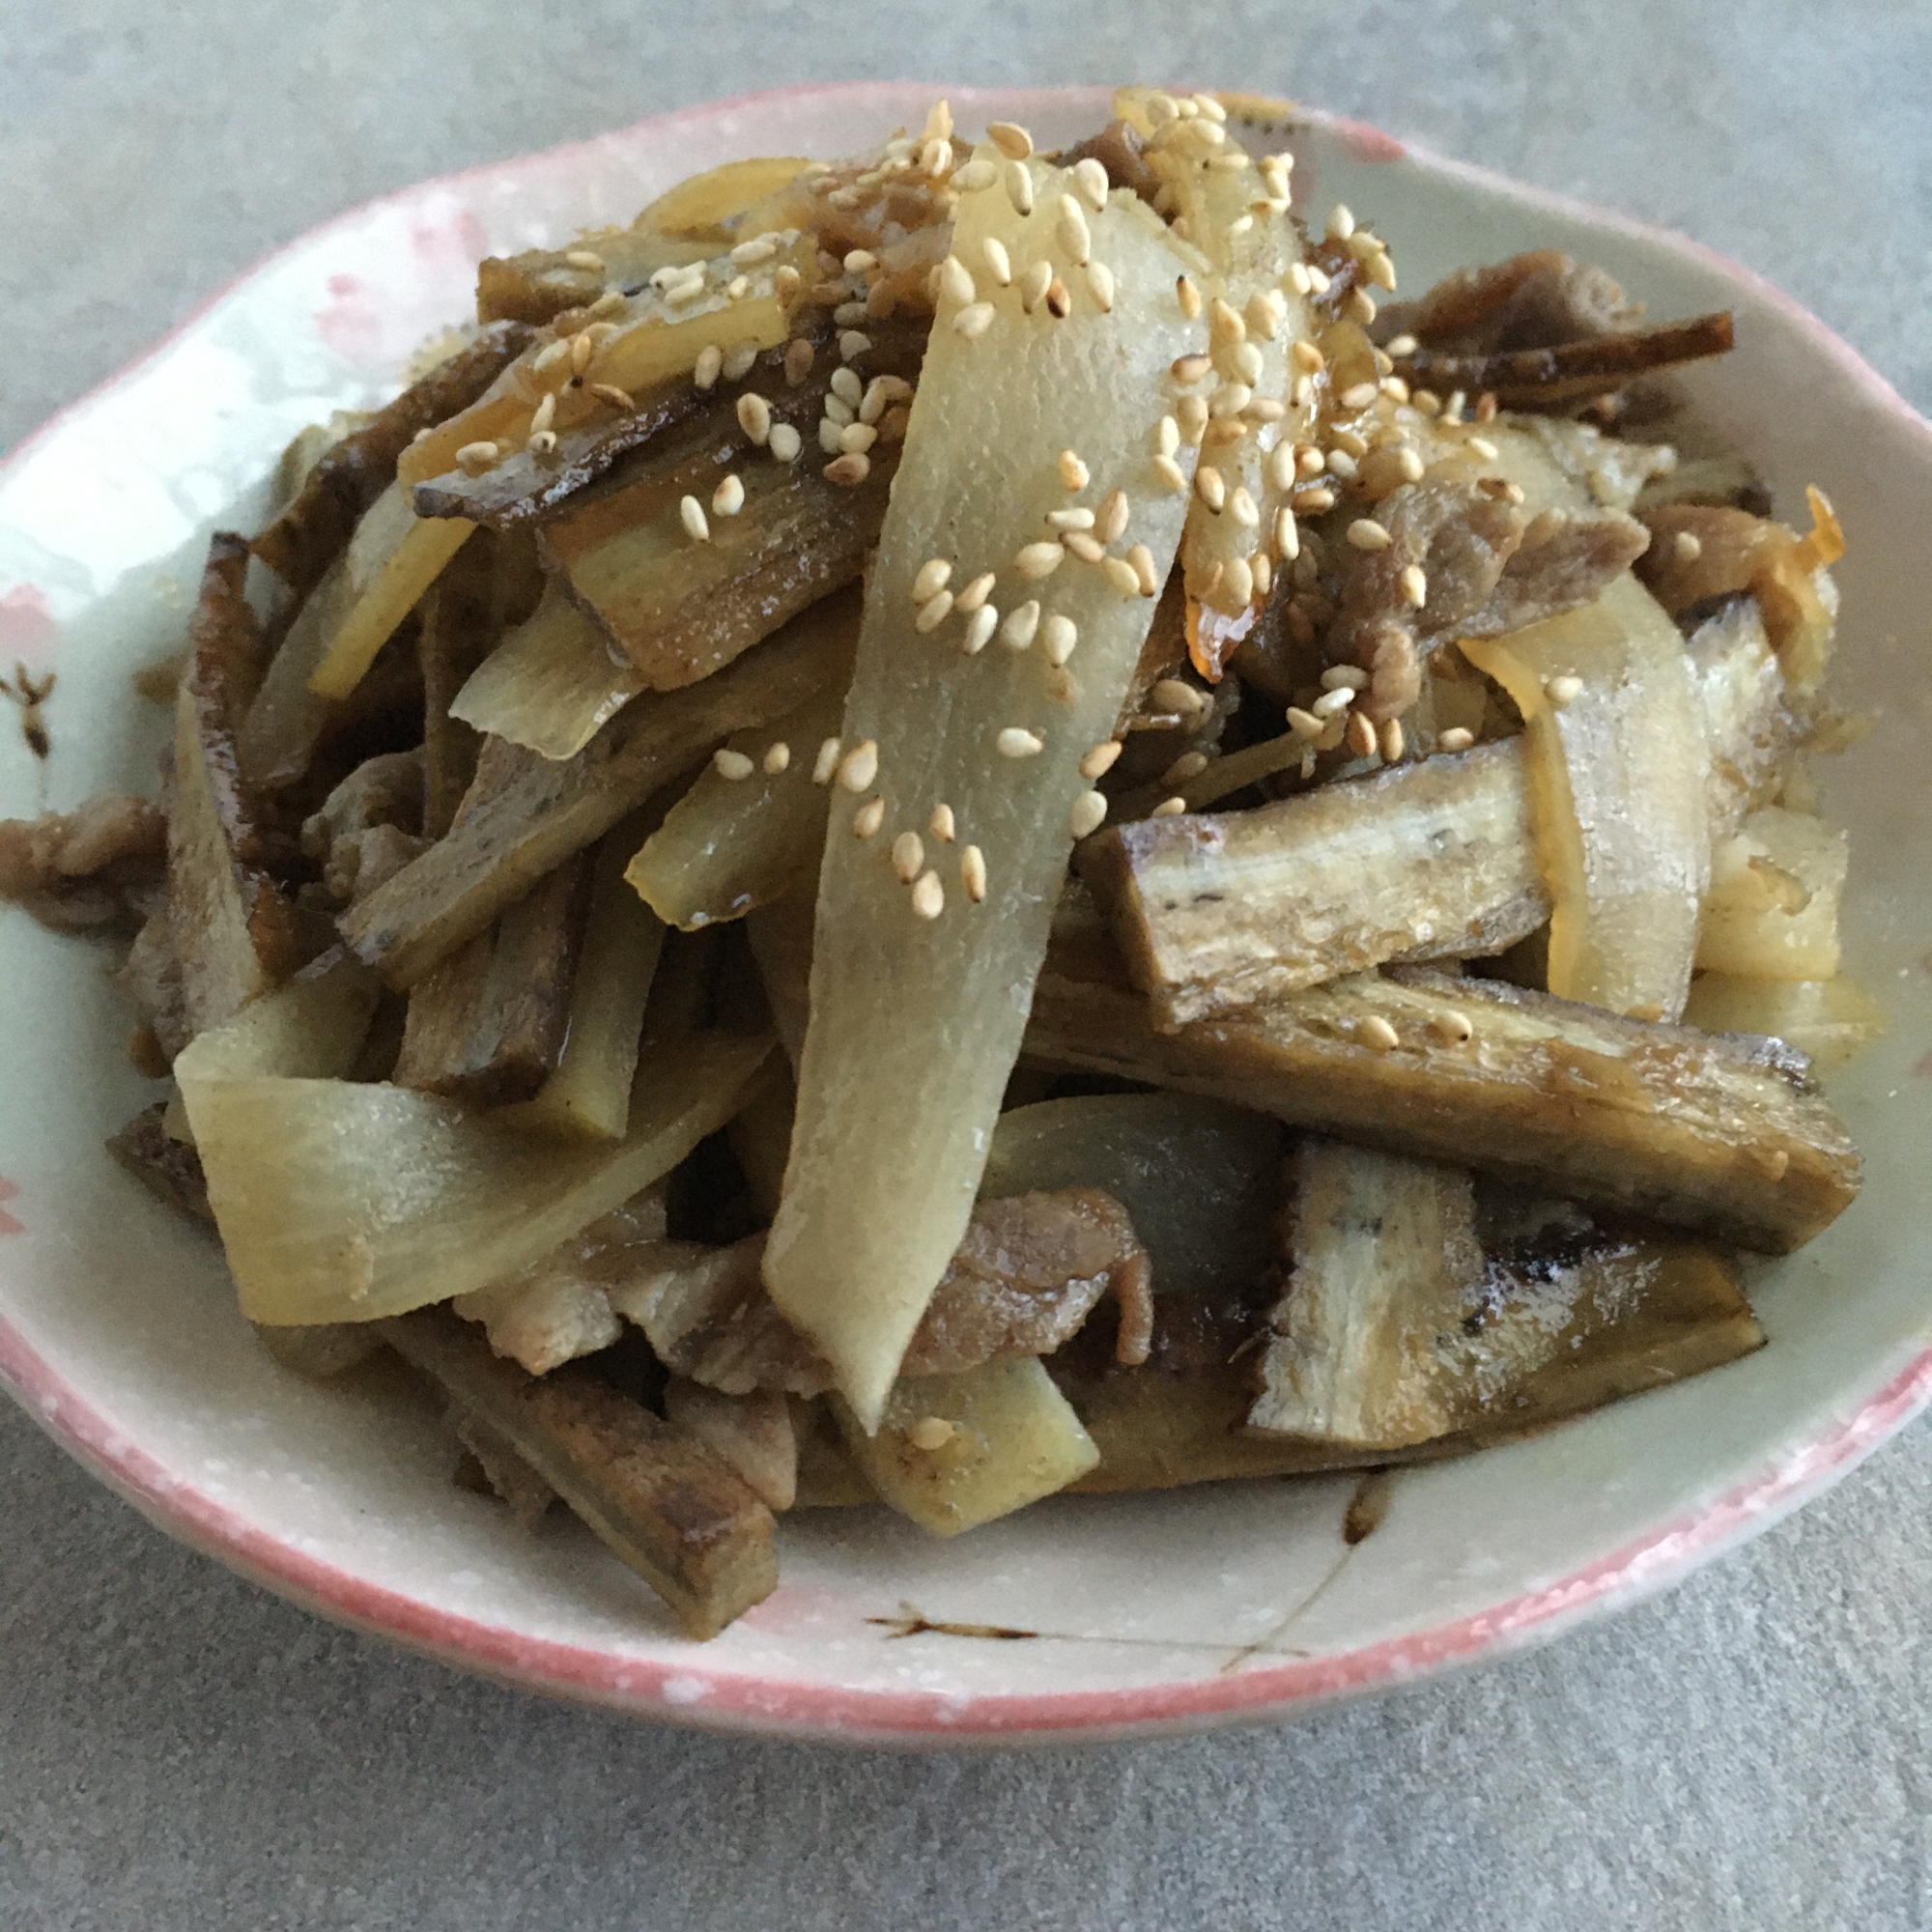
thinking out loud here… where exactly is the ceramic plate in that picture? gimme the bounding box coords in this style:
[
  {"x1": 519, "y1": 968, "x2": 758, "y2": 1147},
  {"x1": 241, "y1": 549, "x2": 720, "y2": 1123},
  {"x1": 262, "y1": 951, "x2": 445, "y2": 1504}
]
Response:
[{"x1": 3, "y1": 82, "x2": 1929, "y2": 1746}]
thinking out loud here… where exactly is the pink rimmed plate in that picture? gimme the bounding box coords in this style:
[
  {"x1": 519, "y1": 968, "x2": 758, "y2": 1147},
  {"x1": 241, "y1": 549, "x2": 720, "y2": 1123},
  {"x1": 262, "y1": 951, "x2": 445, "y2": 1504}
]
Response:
[{"x1": 3, "y1": 82, "x2": 1929, "y2": 1746}]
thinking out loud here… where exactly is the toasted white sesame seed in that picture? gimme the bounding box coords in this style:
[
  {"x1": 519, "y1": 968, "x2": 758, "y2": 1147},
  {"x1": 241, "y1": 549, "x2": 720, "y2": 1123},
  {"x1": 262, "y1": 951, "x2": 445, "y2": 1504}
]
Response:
[
  {"x1": 838, "y1": 741, "x2": 880, "y2": 792},
  {"x1": 928, "y1": 803, "x2": 956, "y2": 842},
  {"x1": 1056, "y1": 195, "x2": 1093, "y2": 266},
  {"x1": 1041, "y1": 614, "x2": 1078, "y2": 666},
  {"x1": 1296, "y1": 485, "x2": 1338, "y2": 512},
  {"x1": 1466, "y1": 435, "x2": 1500, "y2": 462},
  {"x1": 762, "y1": 740, "x2": 791, "y2": 775},
  {"x1": 976, "y1": 239, "x2": 1013, "y2": 292},
  {"x1": 1208, "y1": 298, "x2": 1245, "y2": 346},
  {"x1": 1002, "y1": 601, "x2": 1041, "y2": 650},
  {"x1": 837, "y1": 329, "x2": 870, "y2": 363},
  {"x1": 959, "y1": 845, "x2": 987, "y2": 902},
  {"x1": 1253, "y1": 551, "x2": 1272, "y2": 596},
  {"x1": 1151, "y1": 796, "x2": 1187, "y2": 817},
  {"x1": 1047, "y1": 508, "x2": 1095, "y2": 533},
  {"x1": 1335, "y1": 382, "x2": 1378, "y2": 412},
  {"x1": 952, "y1": 571, "x2": 994, "y2": 614},
  {"x1": 1067, "y1": 789, "x2": 1109, "y2": 838},
  {"x1": 570, "y1": 330, "x2": 598, "y2": 374},
  {"x1": 1175, "y1": 273, "x2": 1203, "y2": 321},
  {"x1": 1438, "y1": 726, "x2": 1475, "y2": 753},
  {"x1": 1312, "y1": 686, "x2": 1354, "y2": 719},
  {"x1": 1325, "y1": 203, "x2": 1356, "y2": 242},
  {"x1": 1125, "y1": 544, "x2": 1160, "y2": 596},
  {"x1": 1395, "y1": 563, "x2": 1428, "y2": 610},
  {"x1": 1056, "y1": 449, "x2": 1090, "y2": 493},
  {"x1": 839, "y1": 422, "x2": 877, "y2": 455},
  {"x1": 1324, "y1": 449, "x2": 1359, "y2": 483},
  {"x1": 953, "y1": 300, "x2": 998, "y2": 340},
  {"x1": 721, "y1": 342, "x2": 758, "y2": 382},
  {"x1": 1194, "y1": 466, "x2": 1227, "y2": 513},
  {"x1": 529, "y1": 392, "x2": 557, "y2": 436},
  {"x1": 1044, "y1": 276, "x2": 1072, "y2": 319},
  {"x1": 961, "y1": 604, "x2": 1000, "y2": 655},
  {"x1": 811, "y1": 737, "x2": 842, "y2": 784},
  {"x1": 1358, "y1": 1013, "x2": 1400, "y2": 1052},
  {"x1": 1175, "y1": 396, "x2": 1208, "y2": 444},
  {"x1": 905, "y1": 866, "x2": 944, "y2": 918},
  {"x1": 526, "y1": 428, "x2": 558, "y2": 457},
  {"x1": 1015, "y1": 542, "x2": 1065, "y2": 581},
  {"x1": 940, "y1": 254, "x2": 977, "y2": 307},
  {"x1": 1346, "y1": 711, "x2": 1378, "y2": 759},
  {"x1": 842, "y1": 249, "x2": 877, "y2": 275},
  {"x1": 892, "y1": 830, "x2": 925, "y2": 883},
  {"x1": 1229, "y1": 486, "x2": 1261, "y2": 528},
  {"x1": 783, "y1": 338, "x2": 815, "y2": 385},
  {"x1": 912, "y1": 557, "x2": 953, "y2": 604},
  {"x1": 731, "y1": 234, "x2": 780, "y2": 266},
  {"x1": 712, "y1": 474, "x2": 746, "y2": 517},
  {"x1": 455, "y1": 440, "x2": 499, "y2": 475},
  {"x1": 988, "y1": 121, "x2": 1033, "y2": 159},
  {"x1": 735, "y1": 393, "x2": 773, "y2": 444},
  {"x1": 1071, "y1": 156, "x2": 1110, "y2": 211},
  {"x1": 774, "y1": 264, "x2": 802, "y2": 300},
  {"x1": 1674, "y1": 530, "x2": 1704, "y2": 564},
  {"x1": 818, "y1": 416, "x2": 846, "y2": 455},
  {"x1": 1162, "y1": 750, "x2": 1210, "y2": 785},
  {"x1": 1348, "y1": 518, "x2": 1393, "y2": 552},
  {"x1": 1005, "y1": 158, "x2": 1035, "y2": 214},
  {"x1": 1084, "y1": 260, "x2": 1117, "y2": 312},
  {"x1": 768, "y1": 422, "x2": 803, "y2": 463},
  {"x1": 1273, "y1": 508, "x2": 1300, "y2": 563},
  {"x1": 1080, "y1": 740, "x2": 1122, "y2": 781},
  {"x1": 1231, "y1": 340, "x2": 1265, "y2": 385},
  {"x1": 827, "y1": 366, "x2": 861, "y2": 408},
  {"x1": 1171, "y1": 353, "x2": 1211, "y2": 387},
  {"x1": 1321, "y1": 664, "x2": 1370, "y2": 693},
  {"x1": 915, "y1": 589, "x2": 955, "y2": 634},
  {"x1": 1545, "y1": 674, "x2": 1582, "y2": 708},
  {"x1": 679, "y1": 495, "x2": 710, "y2": 542},
  {"x1": 907, "y1": 1414, "x2": 954, "y2": 1451},
  {"x1": 712, "y1": 748, "x2": 754, "y2": 781},
  {"x1": 1094, "y1": 489, "x2": 1129, "y2": 544},
  {"x1": 693, "y1": 344, "x2": 724, "y2": 391},
  {"x1": 853, "y1": 797, "x2": 886, "y2": 839},
  {"x1": 824, "y1": 451, "x2": 871, "y2": 486},
  {"x1": 563, "y1": 248, "x2": 606, "y2": 272},
  {"x1": 1223, "y1": 555, "x2": 1255, "y2": 606},
  {"x1": 1151, "y1": 453, "x2": 1188, "y2": 494},
  {"x1": 998, "y1": 726, "x2": 1044, "y2": 759},
  {"x1": 1378, "y1": 718, "x2": 1406, "y2": 762},
  {"x1": 954, "y1": 157, "x2": 999, "y2": 191},
  {"x1": 1151, "y1": 678, "x2": 1206, "y2": 717},
  {"x1": 1429, "y1": 1009, "x2": 1474, "y2": 1044}
]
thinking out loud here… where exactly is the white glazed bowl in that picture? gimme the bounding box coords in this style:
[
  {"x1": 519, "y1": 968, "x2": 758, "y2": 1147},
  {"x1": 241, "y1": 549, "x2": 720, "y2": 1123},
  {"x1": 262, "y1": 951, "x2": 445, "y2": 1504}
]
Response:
[{"x1": 3, "y1": 83, "x2": 1929, "y2": 1747}]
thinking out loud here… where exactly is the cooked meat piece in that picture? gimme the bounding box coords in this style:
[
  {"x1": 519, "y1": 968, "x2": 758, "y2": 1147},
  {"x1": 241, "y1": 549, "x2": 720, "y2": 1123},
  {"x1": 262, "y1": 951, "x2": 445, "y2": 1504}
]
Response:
[
  {"x1": 449, "y1": 1403, "x2": 558, "y2": 1530},
  {"x1": 105, "y1": 1102, "x2": 213, "y2": 1224},
  {"x1": 336, "y1": 821, "x2": 431, "y2": 906},
  {"x1": 0, "y1": 792, "x2": 167, "y2": 932},
  {"x1": 119, "y1": 907, "x2": 190, "y2": 1064},
  {"x1": 1386, "y1": 249, "x2": 1644, "y2": 355},
  {"x1": 600, "y1": 1188, "x2": 1152, "y2": 1395},
  {"x1": 1634, "y1": 503, "x2": 1782, "y2": 615},
  {"x1": 301, "y1": 749, "x2": 426, "y2": 901},
  {"x1": 663, "y1": 1378, "x2": 797, "y2": 1513},
  {"x1": 1322, "y1": 480, "x2": 1648, "y2": 718}
]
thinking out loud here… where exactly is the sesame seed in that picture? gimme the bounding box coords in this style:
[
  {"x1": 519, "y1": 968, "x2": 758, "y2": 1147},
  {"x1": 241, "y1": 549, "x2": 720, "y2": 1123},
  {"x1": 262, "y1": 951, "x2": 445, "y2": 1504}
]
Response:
[
  {"x1": 1312, "y1": 685, "x2": 1354, "y2": 720},
  {"x1": 1252, "y1": 551, "x2": 1273, "y2": 596},
  {"x1": 1231, "y1": 341, "x2": 1264, "y2": 385},
  {"x1": 1057, "y1": 449, "x2": 1090, "y2": 492},
  {"x1": 571, "y1": 331, "x2": 600, "y2": 375},
  {"x1": 564, "y1": 248, "x2": 606, "y2": 272},
  {"x1": 712, "y1": 474, "x2": 746, "y2": 517},
  {"x1": 1176, "y1": 396, "x2": 1209, "y2": 443},
  {"x1": 774, "y1": 265, "x2": 802, "y2": 300},
  {"x1": 827, "y1": 366, "x2": 861, "y2": 408},
  {"x1": 928, "y1": 803, "x2": 956, "y2": 842},
  {"x1": 1545, "y1": 674, "x2": 1582, "y2": 708},
  {"x1": 1166, "y1": 274, "x2": 1200, "y2": 325},
  {"x1": 1429, "y1": 1009, "x2": 1474, "y2": 1044},
  {"x1": 1397, "y1": 448, "x2": 1425, "y2": 483},
  {"x1": 853, "y1": 797, "x2": 886, "y2": 839},
  {"x1": 907, "y1": 1414, "x2": 954, "y2": 1452},
  {"x1": 912, "y1": 557, "x2": 953, "y2": 605},
  {"x1": 940, "y1": 254, "x2": 977, "y2": 307},
  {"x1": 1222, "y1": 555, "x2": 1255, "y2": 606},
  {"x1": 977, "y1": 238, "x2": 1013, "y2": 290},
  {"x1": 1195, "y1": 465, "x2": 1227, "y2": 511},
  {"x1": 690, "y1": 344, "x2": 724, "y2": 391},
  {"x1": 1015, "y1": 542, "x2": 1065, "y2": 581},
  {"x1": 1208, "y1": 383, "x2": 1252, "y2": 418},
  {"x1": 1094, "y1": 489, "x2": 1129, "y2": 544},
  {"x1": 1002, "y1": 601, "x2": 1041, "y2": 650},
  {"x1": 1151, "y1": 677, "x2": 1206, "y2": 716},
  {"x1": 1286, "y1": 706, "x2": 1324, "y2": 741},
  {"x1": 987, "y1": 120, "x2": 1034, "y2": 159},
  {"x1": 1346, "y1": 711, "x2": 1378, "y2": 758},
  {"x1": 1085, "y1": 261, "x2": 1117, "y2": 311},
  {"x1": 1171, "y1": 354, "x2": 1211, "y2": 387},
  {"x1": 719, "y1": 342, "x2": 757, "y2": 382},
  {"x1": 1042, "y1": 614, "x2": 1078, "y2": 665},
  {"x1": 712, "y1": 748, "x2": 754, "y2": 781},
  {"x1": 892, "y1": 831, "x2": 925, "y2": 883},
  {"x1": 731, "y1": 234, "x2": 780, "y2": 266},
  {"x1": 1338, "y1": 382, "x2": 1380, "y2": 411},
  {"x1": 526, "y1": 429, "x2": 558, "y2": 457},
  {"x1": 1068, "y1": 789, "x2": 1109, "y2": 838},
  {"x1": 954, "y1": 157, "x2": 999, "y2": 192},
  {"x1": 783, "y1": 339, "x2": 815, "y2": 385},
  {"x1": 768, "y1": 422, "x2": 803, "y2": 463},
  {"x1": 1438, "y1": 727, "x2": 1474, "y2": 753},
  {"x1": 535, "y1": 340, "x2": 572, "y2": 377},
  {"x1": 1274, "y1": 505, "x2": 1300, "y2": 559},
  {"x1": 998, "y1": 726, "x2": 1044, "y2": 759},
  {"x1": 529, "y1": 391, "x2": 557, "y2": 436},
  {"x1": 1229, "y1": 486, "x2": 1261, "y2": 528},
  {"x1": 1466, "y1": 435, "x2": 1500, "y2": 462},
  {"x1": 921, "y1": 135, "x2": 954, "y2": 176},
  {"x1": 953, "y1": 301, "x2": 998, "y2": 340},
  {"x1": 960, "y1": 846, "x2": 987, "y2": 902},
  {"x1": 838, "y1": 740, "x2": 880, "y2": 791},
  {"x1": 838, "y1": 329, "x2": 871, "y2": 362},
  {"x1": 1071, "y1": 156, "x2": 1110, "y2": 211},
  {"x1": 1386, "y1": 332, "x2": 1419, "y2": 356},
  {"x1": 1056, "y1": 195, "x2": 1093, "y2": 266},
  {"x1": 679, "y1": 495, "x2": 710, "y2": 542},
  {"x1": 954, "y1": 572, "x2": 995, "y2": 613},
  {"x1": 1080, "y1": 739, "x2": 1123, "y2": 780},
  {"x1": 961, "y1": 605, "x2": 1000, "y2": 655},
  {"x1": 915, "y1": 589, "x2": 955, "y2": 634},
  {"x1": 1151, "y1": 796, "x2": 1187, "y2": 817},
  {"x1": 1064, "y1": 531, "x2": 1105, "y2": 563},
  {"x1": 1163, "y1": 750, "x2": 1210, "y2": 783},
  {"x1": 839, "y1": 422, "x2": 877, "y2": 455},
  {"x1": 1286, "y1": 263, "x2": 1314, "y2": 297},
  {"x1": 1358, "y1": 1014, "x2": 1400, "y2": 1053},
  {"x1": 1005, "y1": 159, "x2": 1035, "y2": 214},
  {"x1": 1348, "y1": 518, "x2": 1393, "y2": 552},
  {"x1": 1047, "y1": 508, "x2": 1096, "y2": 533},
  {"x1": 1295, "y1": 485, "x2": 1337, "y2": 513},
  {"x1": 1151, "y1": 453, "x2": 1188, "y2": 494},
  {"x1": 1674, "y1": 530, "x2": 1704, "y2": 564},
  {"x1": 1325, "y1": 448, "x2": 1359, "y2": 482},
  {"x1": 1125, "y1": 543, "x2": 1161, "y2": 598},
  {"x1": 736, "y1": 393, "x2": 773, "y2": 444},
  {"x1": 1045, "y1": 277, "x2": 1072, "y2": 319},
  {"x1": 455, "y1": 440, "x2": 499, "y2": 475},
  {"x1": 762, "y1": 740, "x2": 791, "y2": 775},
  {"x1": 818, "y1": 416, "x2": 845, "y2": 455},
  {"x1": 824, "y1": 451, "x2": 871, "y2": 486},
  {"x1": 1321, "y1": 664, "x2": 1370, "y2": 693},
  {"x1": 811, "y1": 737, "x2": 842, "y2": 783}
]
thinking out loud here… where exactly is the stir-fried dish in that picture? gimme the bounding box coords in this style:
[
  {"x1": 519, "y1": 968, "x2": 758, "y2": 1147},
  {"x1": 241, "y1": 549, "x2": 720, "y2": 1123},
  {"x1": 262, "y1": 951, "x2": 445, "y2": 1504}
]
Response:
[{"x1": 3, "y1": 91, "x2": 1875, "y2": 1639}]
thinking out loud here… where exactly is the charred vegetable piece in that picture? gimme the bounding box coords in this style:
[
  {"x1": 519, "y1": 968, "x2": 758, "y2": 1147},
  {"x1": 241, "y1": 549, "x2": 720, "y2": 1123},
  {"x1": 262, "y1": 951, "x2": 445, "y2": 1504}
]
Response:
[
  {"x1": 1463, "y1": 573, "x2": 1709, "y2": 1020},
  {"x1": 1389, "y1": 311, "x2": 1733, "y2": 410},
  {"x1": 383, "y1": 1307, "x2": 778, "y2": 1640},
  {"x1": 252, "y1": 322, "x2": 530, "y2": 596},
  {"x1": 1083, "y1": 741, "x2": 1548, "y2": 1028},
  {"x1": 418, "y1": 532, "x2": 520, "y2": 837},
  {"x1": 663, "y1": 1378, "x2": 798, "y2": 1513},
  {"x1": 981, "y1": 1092, "x2": 1281, "y2": 1302},
  {"x1": 765, "y1": 145, "x2": 1202, "y2": 1427},
  {"x1": 625, "y1": 666, "x2": 851, "y2": 929},
  {"x1": 449, "y1": 582, "x2": 646, "y2": 762},
  {"x1": 1698, "y1": 807, "x2": 1847, "y2": 981},
  {"x1": 835, "y1": 1358, "x2": 1100, "y2": 1537},
  {"x1": 341, "y1": 599, "x2": 854, "y2": 987},
  {"x1": 392, "y1": 852, "x2": 593, "y2": 1107},
  {"x1": 106, "y1": 1102, "x2": 213, "y2": 1224},
  {"x1": 171, "y1": 534, "x2": 301, "y2": 1033},
  {"x1": 1683, "y1": 972, "x2": 1886, "y2": 1068},
  {"x1": 498, "y1": 819, "x2": 666, "y2": 1139},
  {"x1": 1248, "y1": 1142, "x2": 1486, "y2": 1446},
  {"x1": 1025, "y1": 943, "x2": 1861, "y2": 1254},
  {"x1": 176, "y1": 955, "x2": 772, "y2": 1324},
  {"x1": 475, "y1": 232, "x2": 710, "y2": 327}
]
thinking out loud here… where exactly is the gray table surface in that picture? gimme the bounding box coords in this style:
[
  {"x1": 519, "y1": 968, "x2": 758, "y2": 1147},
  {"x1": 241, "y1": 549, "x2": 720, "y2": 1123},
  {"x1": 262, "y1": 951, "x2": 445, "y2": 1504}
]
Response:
[{"x1": 5, "y1": 4, "x2": 1930, "y2": 1926}]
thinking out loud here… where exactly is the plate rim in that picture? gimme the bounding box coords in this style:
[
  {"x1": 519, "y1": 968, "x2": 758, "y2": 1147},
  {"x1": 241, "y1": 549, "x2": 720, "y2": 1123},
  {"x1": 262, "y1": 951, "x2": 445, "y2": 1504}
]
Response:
[{"x1": 4, "y1": 79, "x2": 1930, "y2": 1747}]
